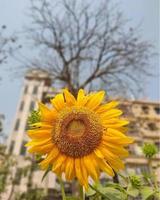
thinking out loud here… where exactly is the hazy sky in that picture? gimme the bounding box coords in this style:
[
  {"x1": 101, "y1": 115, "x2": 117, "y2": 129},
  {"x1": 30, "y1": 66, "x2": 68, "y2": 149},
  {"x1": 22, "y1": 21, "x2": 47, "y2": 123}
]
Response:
[{"x1": 0, "y1": 0, "x2": 159, "y2": 135}]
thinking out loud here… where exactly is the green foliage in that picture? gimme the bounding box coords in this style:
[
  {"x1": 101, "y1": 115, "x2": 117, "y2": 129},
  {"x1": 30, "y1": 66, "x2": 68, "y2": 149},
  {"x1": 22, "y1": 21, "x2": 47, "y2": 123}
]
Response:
[
  {"x1": 88, "y1": 182, "x2": 128, "y2": 200},
  {"x1": 0, "y1": 154, "x2": 12, "y2": 193},
  {"x1": 129, "y1": 175, "x2": 142, "y2": 188},
  {"x1": 13, "y1": 168, "x2": 23, "y2": 185},
  {"x1": 15, "y1": 189, "x2": 45, "y2": 200},
  {"x1": 41, "y1": 165, "x2": 52, "y2": 182},
  {"x1": 35, "y1": 154, "x2": 43, "y2": 163},
  {"x1": 0, "y1": 144, "x2": 6, "y2": 156},
  {"x1": 142, "y1": 143, "x2": 158, "y2": 158},
  {"x1": 140, "y1": 186, "x2": 157, "y2": 200},
  {"x1": 86, "y1": 172, "x2": 160, "y2": 200},
  {"x1": 28, "y1": 110, "x2": 41, "y2": 128},
  {"x1": 127, "y1": 183, "x2": 139, "y2": 198}
]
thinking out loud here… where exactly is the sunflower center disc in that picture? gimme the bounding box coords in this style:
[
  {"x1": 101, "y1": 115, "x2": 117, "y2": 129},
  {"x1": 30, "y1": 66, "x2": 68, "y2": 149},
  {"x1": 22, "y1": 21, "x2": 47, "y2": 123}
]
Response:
[
  {"x1": 52, "y1": 107, "x2": 103, "y2": 158},
  {"x1": 67, "y1": 120, "x2": 86, "y2": 137}
]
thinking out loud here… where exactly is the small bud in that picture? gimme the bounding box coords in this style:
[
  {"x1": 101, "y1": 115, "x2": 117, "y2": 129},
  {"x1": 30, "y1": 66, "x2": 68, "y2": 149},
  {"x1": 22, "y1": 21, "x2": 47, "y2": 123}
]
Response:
[
  {"x1": 142, "y1": 143, "x2": 158, "y2": 158},
  {"x1": 129, "y1": 175, "x2": 142, "y2": 188}
]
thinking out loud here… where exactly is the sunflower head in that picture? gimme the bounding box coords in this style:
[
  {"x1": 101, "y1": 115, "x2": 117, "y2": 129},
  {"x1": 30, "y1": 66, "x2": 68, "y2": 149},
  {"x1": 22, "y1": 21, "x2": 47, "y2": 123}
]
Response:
[{"x1": 26, "y1": 89, "x2": 134, "y2": 189}]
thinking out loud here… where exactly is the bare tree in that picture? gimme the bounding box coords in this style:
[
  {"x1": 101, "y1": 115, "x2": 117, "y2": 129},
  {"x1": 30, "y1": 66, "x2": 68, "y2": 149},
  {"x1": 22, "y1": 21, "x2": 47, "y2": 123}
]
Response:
[
  {"x1": 27, "y1": 0, "x2": 153, "y2": 97},
  {"x1": 0, "y1": 25, "x2": 20, "y2": 81},
  {"x1": 0, "y1": 26, "x2": 17, "y2": 64}
]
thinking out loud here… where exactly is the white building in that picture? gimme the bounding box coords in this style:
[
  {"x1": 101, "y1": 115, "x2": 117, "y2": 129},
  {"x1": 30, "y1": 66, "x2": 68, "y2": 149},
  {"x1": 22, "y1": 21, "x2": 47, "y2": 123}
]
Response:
[{"x1": 5, "y1": 69, "x2": 60, "y2": 200}]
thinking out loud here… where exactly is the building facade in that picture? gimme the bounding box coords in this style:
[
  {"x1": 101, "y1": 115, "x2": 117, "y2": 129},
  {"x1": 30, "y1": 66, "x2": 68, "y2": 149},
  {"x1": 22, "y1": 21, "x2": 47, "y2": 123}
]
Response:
[
  {"x1": 121, "y1": 101, "x2": 160, "y2": 176},
  {"x1": 4, "y1": 69, "x2": 58, "y2": 200},
  {"x1": 6, "y1": 69, "x2": 52, "y2": 155},
  {"x1": 5, "y1": 69, "x2": 160, "y2": 199}
]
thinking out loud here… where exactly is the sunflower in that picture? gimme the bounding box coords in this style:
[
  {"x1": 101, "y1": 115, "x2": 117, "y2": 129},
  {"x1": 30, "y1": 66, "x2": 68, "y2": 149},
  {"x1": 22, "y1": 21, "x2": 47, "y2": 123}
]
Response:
[{"x1": 26, "y1": 89, "x2": 134, "y2": 189}]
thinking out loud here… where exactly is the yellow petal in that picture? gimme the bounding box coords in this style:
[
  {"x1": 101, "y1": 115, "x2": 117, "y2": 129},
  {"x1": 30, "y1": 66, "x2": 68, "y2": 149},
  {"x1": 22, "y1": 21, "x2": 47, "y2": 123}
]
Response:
[
  {"x1": 101, "y1": 142, "x2": 129, "y2": 158},
  {"x1": 52, "y1": 154, "x2": 67, "y2": 172},
  {"x1": 108, "y1": 158, "x2": 125, "y2": 172},
  {"x1": 38, "y1": 102, "x2": 57, "y2": 123},
  {"x1": 98, "y1": 146, "x2": 125, "y2": 171},
  {"x1": 76, "y1": 89, "x2": 89, "y2": 106},
  {"x1": 83, "y1": 155, "x2": 98, "y2": 181},
  {"x1": 60, "y1": 162, "x2": 66, "y2": 173},
  {"x1": 100, "y1": 109, "x2": 122, "y2": 120},
  {"x1": 104, "y1": 129, "x2": 134, "y2": 145},
  {"x1": 27, "y1": 129, "x2": 51, "y2": 139},
  {"x1": 65, "y1": 157, "x2": 75, "y2": 180},
  {"x1": 94, "y1": 148, "x2": 104, "y2": 159},
  {"x1": 75, "y1": 158, "x2": 85, "y2": 187},
  {"x1": 31, "y1": 122, "x2": 53, "y2": 130},
  {"x1": 80, "y1": 158, "x2": 88, "y2": 189},
  {"x1": 77, "y1": 89, "x2": 85, "y2": 101},
  {"x1": 102, "y1": 119, "x2": 129, "y2": 127},
  {"x1": 116, "y1": 127, "x2": 128, "y2": 133},
  {"x1": 25, "y1": 137, "x2": 52, "y2": 147},
  {"x1": 95, "y1": 157, "x2": 114, "y2": 177},
  {"x1": 39, "y1": 147, "x2": 59, "y2": 169},
  {"x1": 96, "y1": 101, "x2": 119, "y2": 114},
  {"x1": 63, "y1": 89, "x2": 76, "y2": 106},
  {"x1": 103, "y1": 120, "x2": 129, "y2": 128},
  {"x1": 28, "y1": 143, "x2": 54, "y2": 154},
  {"x1": 104, "y1": 128, "x2": 127, "y2": 137},
  {"x1": 98, "y1": 146, "x2": 118, "y2": 160},
  {"x1": 86, "y1": 91, "x2": 105, "y2": 110},
  {"x1": 51, "y1": 93, "x2": 65, "y2": 111},
  {"x1": 103, "y1": 136, "x2": 134, "y2": 145}
]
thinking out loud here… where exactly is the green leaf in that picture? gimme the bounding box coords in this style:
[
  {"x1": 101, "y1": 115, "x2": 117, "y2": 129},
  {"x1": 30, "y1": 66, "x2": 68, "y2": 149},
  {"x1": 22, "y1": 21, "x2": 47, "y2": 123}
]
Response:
[
  {"x1": 41, "y1": 165, "x2": 52, "y2": 182},
  {"x1": 101, "y1": 187, "x2": 127, "y2": 200},
  {"x1": 90, "y1": 184, "x2": 127, "y2": 200},
  {"x1": 28, "y1": 110, "x2": 41, "y2": 129},
  {"x1": 154, "y1": 191, "x2": 160, "y2": 200},
  {"x1": 140, "y1": 186, "x2": 155, "y2": 200},
  {"x1": 105, "y1": 183, "x2": 127, "y2": 194},
  {"x1": 86, "y1": 187, "x2": 96, "y2": 196},
  {"x1": 127, "y1": 183, "x2": 139, "y2": 197}
]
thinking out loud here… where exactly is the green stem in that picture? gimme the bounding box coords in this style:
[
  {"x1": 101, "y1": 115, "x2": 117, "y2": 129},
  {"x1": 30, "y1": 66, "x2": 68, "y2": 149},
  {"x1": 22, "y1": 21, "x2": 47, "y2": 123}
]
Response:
[
  {"x1": 148, "y1": 159, "x2": 158, "y2": 190},
  {"x1": 117, "y1": 173, "x2": 128, "y2": 183},
  {"x1": 79, "y1": 184, "x2": 85, "y2": 200},
  {"x1": 58, "y1": 176, "x2": 66, "y2": 200}
]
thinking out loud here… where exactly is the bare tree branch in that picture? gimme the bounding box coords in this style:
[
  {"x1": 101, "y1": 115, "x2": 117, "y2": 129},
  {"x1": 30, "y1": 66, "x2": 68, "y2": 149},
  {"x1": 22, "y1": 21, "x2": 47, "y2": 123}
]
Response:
[{"x1": 26, "y1": 0, "x2": 154, "y2": 97}]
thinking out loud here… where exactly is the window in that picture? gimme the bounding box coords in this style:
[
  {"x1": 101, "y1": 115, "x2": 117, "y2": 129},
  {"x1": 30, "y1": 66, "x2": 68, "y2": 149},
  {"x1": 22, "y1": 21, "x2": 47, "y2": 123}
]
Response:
[
  {"x1": 140, "y1": 165, "x2": 150, "y2": 174},
  {"x1": 24, "y1": 86, "x2": 28, "y2": 94},
  {"x1": 29, "y1": 101, "x2": 35, "y2": 111},
  {"x1": 19, "y1": 101, "x2": 24, "y2": 111},
  {"x1": 33, "y1": 86, "x2": 38, "y2": 94},
  {"x1": 142, "y1": 106, "x2": 149, "y2": 114},
  {"x1": 14, "y1": 119, "x2": 20, "y2": 131},
  {"x1": 20, "y1": 141, "x2": 27, "y2": 156},
  {"x1": 129, "y1": 121, "x2": 139, "y2": 135},
  {"x1": 154, "y1": 107, "x2": 160, "y2": 114},
  {"x1": 64, "y1": 182, "x2": 72, "y2": 195},
  {"x1": 155, "y1": 142, "x2": 160, "y2": 149},
  {"x1": 148, "y1": 122, "x2": 158, "y2": 131},
  {"x1": 25, "y1": 122, "x2": 29, "y2": 131},
  {"x1": 9, "y1": 140, "x2": 15, "y2": 154}
]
